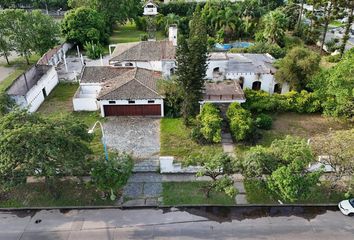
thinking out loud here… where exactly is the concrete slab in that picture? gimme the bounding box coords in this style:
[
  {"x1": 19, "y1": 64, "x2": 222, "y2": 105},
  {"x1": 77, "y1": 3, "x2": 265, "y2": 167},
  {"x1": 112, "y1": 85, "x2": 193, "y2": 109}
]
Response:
[
  {"x1": 222, "y1": 144, "x2": 234, "y2": 153},
  {"x1": 68, "y1": 229, "x2": 114, "y2": 240},
  {"x1": 20, "y1": 231, "x2": 70, "y2": 240},
  {"x1": 0, "y1": 212, "x2": 31, "y2": 232},
  {"x1": 123, "y1": 199, "x2": 146, "y2": 207},
  {"x1": 25, "y1": 210, "x2": 76, "y2": 232},
  {"x1": 0, "y1": 232, "x2": 22, "y2": 240},
  {"x1": 235, "y1": 194, "x2": 248, "y2": 204},
  {"x1": 234, "y1": 181, "x2": 246, "y2": 194}
]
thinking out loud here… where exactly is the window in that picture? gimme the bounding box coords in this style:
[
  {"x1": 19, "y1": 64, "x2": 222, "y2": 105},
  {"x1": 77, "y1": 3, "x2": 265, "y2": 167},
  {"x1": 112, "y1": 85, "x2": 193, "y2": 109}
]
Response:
[
  {"x1": 252, "y1": 81, "x2": 262, "y2": 91},
  {"x1": 148, "y1": 100, "x2": 155, "y2": 103},
  {"x1": 109, "y1": 101, "x2": 116, "y2": 104},
  {"x1": 125, "y1": 62, "x2": 134, "y2": 67},
  {"x1": 128, "y1": 100, "x2": 135, "y2": 104}
]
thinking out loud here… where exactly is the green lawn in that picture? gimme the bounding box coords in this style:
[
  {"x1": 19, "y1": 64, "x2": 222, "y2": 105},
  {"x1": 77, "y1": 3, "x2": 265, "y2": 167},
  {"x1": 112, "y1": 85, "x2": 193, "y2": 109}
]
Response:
[
  {"x1": 0, "y1": 181, "x2": 114, "y2": 208},
  {"x1": 37, "y1": 82, "x2": 105, "y2": 157},
  {"x1": 162, "y1": 182, "x2": 235, "y2": 206},
  {"x1": 0, "y1": 55, "x2": 40, "y2": 92},
  {"x1": 109, "y1": 22, "x2": 165, "y2": 44},
  {"x1": 160, "y1": 118, "x2": 223, "y2": 160},
  {"x1": 329, "y1": 20, "x2": 344, "y2": 27},
  {"x1": 235, "y1": 112, "x2": 352, "y2": 156}
]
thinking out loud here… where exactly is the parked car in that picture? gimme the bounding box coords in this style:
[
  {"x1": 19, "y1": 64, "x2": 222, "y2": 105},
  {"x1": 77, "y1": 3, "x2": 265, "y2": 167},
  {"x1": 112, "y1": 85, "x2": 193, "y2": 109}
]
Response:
[{"x1": 338, "y1": 199, "x2": 354, "y2": 216}]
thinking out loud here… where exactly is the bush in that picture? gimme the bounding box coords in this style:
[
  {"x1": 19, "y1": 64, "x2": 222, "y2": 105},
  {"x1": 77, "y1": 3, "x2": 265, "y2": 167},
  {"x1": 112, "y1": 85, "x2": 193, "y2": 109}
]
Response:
[
  {"x1": 242, "y1": 89, "x2": 322, "y2": 114},
  {"x1": 194, "y1": 103, "x2": 222, "y2": 143},
  {"x1": 255, "y1": 114, "x2": 273, "y2": 130},
  {"x1": 244, "y1": 42, "x2": 286, "y2": 59},
  {"x1": 159, "y1": 2, "x2": 204, "y2": 16},
  {"x1": 227, "y1": 102, "x2": 254, "y2": 142},
  {"x1": 91, "y1": 153, "x2": 133, "y2": 200},
  {"x1": 84, "y1": 41, "x2": 104, "y2": 59},
  {"x1": 134, "y1": 17, "x2": 147, "y2": 31}
]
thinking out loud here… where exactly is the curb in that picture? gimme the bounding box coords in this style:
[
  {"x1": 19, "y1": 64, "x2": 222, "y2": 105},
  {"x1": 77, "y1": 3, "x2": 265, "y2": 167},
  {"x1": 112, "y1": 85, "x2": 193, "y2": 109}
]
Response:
[{"x1": 0, "y1": 204, "x2": 339, "y2": 212}]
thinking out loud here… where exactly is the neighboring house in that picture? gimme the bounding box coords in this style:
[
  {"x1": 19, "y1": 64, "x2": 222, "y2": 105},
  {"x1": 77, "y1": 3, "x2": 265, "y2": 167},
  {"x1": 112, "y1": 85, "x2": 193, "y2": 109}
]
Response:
[
  {"x1": 7, "y1": 65, "x2": 59, "y2": 112},
  {"x1": 109, "y1": 40, "x2": 177, "y2": 79},
  {"x1": 73, "y1": 66, "x2": 164, "y2": 117},
  {"x1": 37, "y1": 43, "x2": 72, "y2": 66}
]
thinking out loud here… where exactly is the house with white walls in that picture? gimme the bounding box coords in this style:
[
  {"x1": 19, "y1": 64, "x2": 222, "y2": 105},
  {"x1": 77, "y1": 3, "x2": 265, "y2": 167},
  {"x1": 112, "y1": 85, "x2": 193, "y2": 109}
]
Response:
[
  {"x1": 7, "y1": 65, "x2": 59, "y2": 112},
  {"x1": 73, "y1": 66, "x2": 164, "y2": 117}
]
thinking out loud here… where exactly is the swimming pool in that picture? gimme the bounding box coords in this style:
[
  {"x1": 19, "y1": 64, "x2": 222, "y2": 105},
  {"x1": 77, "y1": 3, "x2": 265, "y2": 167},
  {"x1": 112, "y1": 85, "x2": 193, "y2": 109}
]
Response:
[{"x1": 215, "y1": 42, "x2": 254, "y2": 50}]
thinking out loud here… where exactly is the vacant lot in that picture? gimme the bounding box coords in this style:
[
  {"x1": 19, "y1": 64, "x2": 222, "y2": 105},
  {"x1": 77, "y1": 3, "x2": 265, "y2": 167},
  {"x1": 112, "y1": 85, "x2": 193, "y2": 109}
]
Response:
[
  {"x1": 162, "y1": 182, "x2": 235, "y2": 206},
  {"x1": 160, "y1": 118, "x2": 223, "y2": 160}
]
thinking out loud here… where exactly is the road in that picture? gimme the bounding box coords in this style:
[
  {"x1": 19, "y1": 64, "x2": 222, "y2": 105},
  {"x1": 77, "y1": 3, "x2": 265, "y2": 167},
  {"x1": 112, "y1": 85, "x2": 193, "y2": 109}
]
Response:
[{"x1": 0, "y1": 207, "x2": 353, "y2": 240}]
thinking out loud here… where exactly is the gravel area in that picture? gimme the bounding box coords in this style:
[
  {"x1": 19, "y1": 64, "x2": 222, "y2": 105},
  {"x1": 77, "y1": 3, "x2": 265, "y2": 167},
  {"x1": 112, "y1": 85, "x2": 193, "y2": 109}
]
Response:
[{"x1": 103, "y1": 117, "x2": 160, "y2": 159}]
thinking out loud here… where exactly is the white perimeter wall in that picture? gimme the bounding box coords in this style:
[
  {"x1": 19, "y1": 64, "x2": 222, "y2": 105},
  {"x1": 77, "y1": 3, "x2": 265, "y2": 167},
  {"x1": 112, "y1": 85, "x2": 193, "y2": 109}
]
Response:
[
  {"x1": 73, "y1": 84, "x2": 101, "y2": 111},
  {"x1": 100, "y1": 99, "x2": 164, "y2": 117},
  {"x1": 24, "y1": 67, "x2": 58, "y2": 112}
]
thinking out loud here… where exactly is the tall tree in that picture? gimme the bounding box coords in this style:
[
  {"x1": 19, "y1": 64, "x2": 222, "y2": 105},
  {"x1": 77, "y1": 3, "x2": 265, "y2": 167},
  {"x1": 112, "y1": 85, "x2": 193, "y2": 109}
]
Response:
[
  {"x1": 339, "y1": 1, "x2": 354, "y2": 56},
  {"x1": 0, "y1": 11, "x2": 12, "y2": 65},
  {"x1": 275, "y1": 47, "x2": 320, "y2": 91},
  {"x1": 258, "y1": 9, "x2": 288, "y2": 45},
  {"x1": 176, "y1": 5, "x2": 208, "y2": 124}
]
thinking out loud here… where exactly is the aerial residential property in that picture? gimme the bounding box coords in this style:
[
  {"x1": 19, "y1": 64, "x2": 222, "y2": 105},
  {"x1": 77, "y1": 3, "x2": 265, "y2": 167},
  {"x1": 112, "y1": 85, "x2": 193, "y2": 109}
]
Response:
[{"x1": 0, "y1": 0, "x2": 353, "y2": 239}]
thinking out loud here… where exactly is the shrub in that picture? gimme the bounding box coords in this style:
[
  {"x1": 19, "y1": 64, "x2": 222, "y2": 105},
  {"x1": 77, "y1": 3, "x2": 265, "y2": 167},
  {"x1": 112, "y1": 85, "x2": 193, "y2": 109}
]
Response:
[
  {"x1": 91, "y1": 153, "x2": 133, "y2": 200},
  {"x1": 243, "y1": 42, "x2": 286, "y2": 59},
  {"x1": 84, "y1": 41, "x2": 104, "y2": 59},
  {"x1": 195, "y1": 103, "x2": 222, "y2": 143},
  {"x1": 227, "y1": 102, "x2": 254, "y2": 142},
  {"x1": 255, "y1": 114, "x2": 273, "y2": 130},
  {"x1": 242, "y1": 89, "x2": 321, "y2": 114},
  {"x1": 134, "y1": 17, "x2": 147, "y2": 31}
]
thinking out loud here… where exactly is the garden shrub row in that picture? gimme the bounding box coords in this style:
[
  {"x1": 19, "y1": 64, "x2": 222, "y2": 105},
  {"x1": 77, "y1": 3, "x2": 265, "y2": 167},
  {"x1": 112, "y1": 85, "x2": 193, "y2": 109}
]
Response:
[
  {"x1": 226, "y1": 102, "x2": 254, "y2": 142},
  {"x1": 192, "y1": 103, "x2": 222, "y2": 143},
  {"x1": 242, "y1": 89, "x2": 321, "y2": 114}
]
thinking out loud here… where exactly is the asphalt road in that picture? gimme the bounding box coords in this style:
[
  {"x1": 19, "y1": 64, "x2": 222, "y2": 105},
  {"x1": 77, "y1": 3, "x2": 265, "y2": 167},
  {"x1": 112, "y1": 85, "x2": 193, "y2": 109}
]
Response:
[{"x1": 0, "y1": 207, "x2": 353, "y2": 240}]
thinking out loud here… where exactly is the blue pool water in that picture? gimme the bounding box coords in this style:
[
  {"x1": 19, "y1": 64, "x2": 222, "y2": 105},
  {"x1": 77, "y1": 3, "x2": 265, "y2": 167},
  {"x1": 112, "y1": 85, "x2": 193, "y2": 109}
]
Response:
[{"x1": 215, "y1": 42, "x2": 254, "y2": 50}]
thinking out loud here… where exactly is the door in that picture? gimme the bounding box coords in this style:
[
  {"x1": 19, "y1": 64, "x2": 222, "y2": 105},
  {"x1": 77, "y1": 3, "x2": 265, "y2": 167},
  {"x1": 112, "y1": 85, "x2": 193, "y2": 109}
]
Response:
[{"x1": 103, "y1": 104, "x2": 161, "y2": 116}]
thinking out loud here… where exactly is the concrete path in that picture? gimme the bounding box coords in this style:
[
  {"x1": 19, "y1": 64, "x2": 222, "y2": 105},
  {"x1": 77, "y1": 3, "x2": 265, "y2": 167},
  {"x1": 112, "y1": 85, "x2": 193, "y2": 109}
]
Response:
[
  {"x1": 221, "y1": 132, "x2": 248, "y2": 204},
  {"x1": 0, "y1": 66, "x2": 15, "y2": 83},
  {"x1": 1, "y1": 208, "x2": 353, "y2": 240}
]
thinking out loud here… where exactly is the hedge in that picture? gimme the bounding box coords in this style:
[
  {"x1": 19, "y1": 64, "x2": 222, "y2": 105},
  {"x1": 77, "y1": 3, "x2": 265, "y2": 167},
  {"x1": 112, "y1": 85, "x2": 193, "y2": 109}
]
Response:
[
  {"x1": 242, "y1": 89, "x2": 322, "y2": 114},
  {"x1": 194, "y1": 103, "x2": 222, "y2": 143},
  {"x1": 159, "y1": 2, "x2": 205, "y2": 16},
  {"x1": 227, "y1": 102, "x2": 254, "y2": 142}
]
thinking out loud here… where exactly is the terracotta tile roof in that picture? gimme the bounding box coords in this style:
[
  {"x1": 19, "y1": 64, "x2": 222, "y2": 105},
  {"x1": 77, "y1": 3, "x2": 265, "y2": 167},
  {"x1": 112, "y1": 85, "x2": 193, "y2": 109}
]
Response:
[
  {"x1": 97, "y1": 68, "x2": 163, "y2": 100},
  {"x1": 109, "y1": 40, "x2": 176, "y2": 62},
  {"x1": 37, "y1": 44, "x2": 63, "y2": 65},
  {"x1": 80, "y1": 66, "x2": 133, "y2": 83},
  {"x1": 203, "y1": 80, "x2": 245, "y2": 101}
]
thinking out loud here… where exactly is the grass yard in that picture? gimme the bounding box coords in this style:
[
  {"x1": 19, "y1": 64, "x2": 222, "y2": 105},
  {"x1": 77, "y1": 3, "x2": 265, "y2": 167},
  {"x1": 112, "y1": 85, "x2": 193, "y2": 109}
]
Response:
[
  {"x1": 235, "y1": 112, "x2": 352, "y2": 155},
  {"x1": 0, "y1": 55, "x2": 40, "y2": 92},
  {"x1": 160, "y1": 118, "x2": 223, "y2": 160},
  {"x1": 244, "y1": 179, "x2": 351, "y2": 204},
  {"x1": 162, "y1": 182, "x2": 235, "y2": 206},
  {"x1": 109, "y1": 22, "x2": 165, "y2": 44},
  {"x1": 37, "y1": 82, "x2": 105, "y2": 157},
  {"x1": 0, "y1": 181, "x2": 114, "y2": 208}
]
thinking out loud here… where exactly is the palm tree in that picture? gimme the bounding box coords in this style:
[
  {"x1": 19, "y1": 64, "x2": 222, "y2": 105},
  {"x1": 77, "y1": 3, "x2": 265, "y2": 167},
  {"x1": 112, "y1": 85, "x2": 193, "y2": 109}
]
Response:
[{"x1": 261, "y1": 9, "x2": 288, "y2": 44}]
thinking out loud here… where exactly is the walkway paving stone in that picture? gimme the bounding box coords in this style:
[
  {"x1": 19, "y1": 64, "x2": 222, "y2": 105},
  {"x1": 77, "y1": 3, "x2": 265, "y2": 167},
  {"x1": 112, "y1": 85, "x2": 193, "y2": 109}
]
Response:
[{"x1": 235, "y1": 194, "x2": 248, "y2": 204}]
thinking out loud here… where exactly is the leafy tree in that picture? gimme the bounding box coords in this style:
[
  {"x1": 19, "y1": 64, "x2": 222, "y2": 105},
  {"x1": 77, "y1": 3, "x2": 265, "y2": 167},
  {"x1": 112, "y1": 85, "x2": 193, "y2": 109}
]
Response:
[
  {"x1": 309, "y1": 48, "x2": 354, "y2": 119},
  {"x1": 240, "y1": 145, "x2": 278, "y2": 178},
  {"x1": 0, "y1": 11, "x2": 13, "y2": 65},
  {"x1": 91, "y1": 153, "x2": 133, "y2": 200},
  {"x1": 157, "y1": 79, "x2": 183, "y2": 118},
  {"x1": 311, "y1": 129, "x2": 354, "y2": 191},
  {"x1": 0, "y1": 110, "x2": 93, "y2": 197},
  {"x1": 339, "y1": 1, "x2": 354, "y2": 56},
  {"x1": 275, "y1": 47, "x2": 320, "y2": 91},
  {"x1": 257, "y1": 9, "x2": 288, "y2": 45},
  {"x1": 176, "y1": 6, "x2": 208, "y2": 124},
  {"x1": 61, "y1": 7, "x2": 108, "y2": 46},
  {"x1": 2, "y1": 9, "x2": 58, "y2": 64},
  {"x1": 186, "y1": 153, "x2": 236, "y2": 198}
]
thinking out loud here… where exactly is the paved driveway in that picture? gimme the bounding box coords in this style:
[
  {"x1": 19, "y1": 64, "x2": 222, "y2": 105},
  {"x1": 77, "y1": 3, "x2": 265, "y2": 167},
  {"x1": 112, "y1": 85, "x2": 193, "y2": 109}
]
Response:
[{"x1": 103, "y1": 117, "x2": 160, "y2": 159}]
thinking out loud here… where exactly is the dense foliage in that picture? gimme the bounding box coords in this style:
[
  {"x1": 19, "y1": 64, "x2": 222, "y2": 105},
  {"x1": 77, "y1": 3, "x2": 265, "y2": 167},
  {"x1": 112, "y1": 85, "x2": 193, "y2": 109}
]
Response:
[
  {"x1": 227, "y1": 102, "x2": 254, "y2": 142},
  {"x1": 254, "y1": 113, "x2": 273, "y2": 130},
  {"x1": 0, "y1": 110, "x2": 93, "y2": 197},
  {"x1": 83, "y1": 41, "x2": 104, "y2": 59},
  {"x1": 0, "y1": 9, "x2": 58, "y2": 64},
  {"x1": 157, "y1": 79, "x2": 183, "y2": 118},
  {"x1": 91, "y1": 153, "x2": 133, "y2": 200},
  {"x1": 309, "y1": 49, "x2": 354, "y2": 120},
  {"x1": 61, "y1": 7, "x2": 108, "y2": 46},
  {"x1": 229, "y1": 42, "x2": 286, "y2": 59},
  {"x1": 0, "y1": 92, "x2": 15, "y2": 116},
  {"x1": 193, "y1": 103, "x2": 222, "y2": 144}
]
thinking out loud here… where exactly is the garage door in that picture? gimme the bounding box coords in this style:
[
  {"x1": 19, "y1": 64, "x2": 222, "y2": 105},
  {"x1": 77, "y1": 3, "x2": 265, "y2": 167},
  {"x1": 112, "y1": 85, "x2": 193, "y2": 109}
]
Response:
[{"x1": 103, "y1": 104, "x2": 161, "y2": 116}]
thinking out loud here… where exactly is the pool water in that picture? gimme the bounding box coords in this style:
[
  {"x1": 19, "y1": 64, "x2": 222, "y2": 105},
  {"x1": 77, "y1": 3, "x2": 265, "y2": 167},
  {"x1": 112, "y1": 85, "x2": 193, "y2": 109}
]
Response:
[{"x1": 215, "y1": 42, "x2": 254, "y2": 50}]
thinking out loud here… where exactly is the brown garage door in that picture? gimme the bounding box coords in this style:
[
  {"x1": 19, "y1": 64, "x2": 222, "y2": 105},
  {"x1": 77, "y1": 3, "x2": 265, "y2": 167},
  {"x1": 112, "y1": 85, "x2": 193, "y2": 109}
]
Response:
[{"x1": 104, "y1": 104, "x2": 161, "y2": 116}]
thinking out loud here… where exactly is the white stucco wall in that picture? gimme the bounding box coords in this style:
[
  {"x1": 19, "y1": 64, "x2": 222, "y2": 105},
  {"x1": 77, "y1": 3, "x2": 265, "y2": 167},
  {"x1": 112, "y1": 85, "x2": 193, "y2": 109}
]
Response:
[
  {"x1": 100, "y1": 99, "x2": 164, "y2": 117},
  {"x1": 24, "y1": 67, "x2": 59, "y2": 112},
  {"x1": 206, "y1": 60, "x2": 228, "y2": 79},
  {"x1": 72, "y1": 85, "x2": 100, "y2": 111}
]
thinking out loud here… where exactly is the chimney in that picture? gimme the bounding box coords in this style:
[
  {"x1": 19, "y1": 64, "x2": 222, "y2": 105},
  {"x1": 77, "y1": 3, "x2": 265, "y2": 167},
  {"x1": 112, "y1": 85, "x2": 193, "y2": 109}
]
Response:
[{"x1": 169, "y1": 24, "x2": 178, "y2": 46}]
